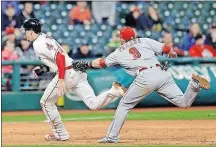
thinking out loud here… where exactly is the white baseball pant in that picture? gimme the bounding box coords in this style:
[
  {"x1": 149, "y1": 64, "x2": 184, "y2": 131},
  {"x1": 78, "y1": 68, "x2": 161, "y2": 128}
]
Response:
[{"x1": 40, "y1": 69, "x2": 119, "y2": 140}]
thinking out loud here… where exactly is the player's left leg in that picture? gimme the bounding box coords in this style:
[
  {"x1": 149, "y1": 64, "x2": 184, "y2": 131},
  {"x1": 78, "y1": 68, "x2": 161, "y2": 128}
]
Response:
[
  {"x1": 156, "y1": 73, "x2": 210, "y2": 108},
  {"x1": 72, "y1": 72, "x2": 126, "y2": 110},
  {"x1": 40, "y1": 75, "x2": 69, "y2": 141}
]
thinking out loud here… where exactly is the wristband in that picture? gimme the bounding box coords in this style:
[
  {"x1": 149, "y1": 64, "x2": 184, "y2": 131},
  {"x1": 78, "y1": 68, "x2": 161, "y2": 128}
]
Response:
[{"x1": 87, "y1": 60, "x2": 93, "y2": 68}]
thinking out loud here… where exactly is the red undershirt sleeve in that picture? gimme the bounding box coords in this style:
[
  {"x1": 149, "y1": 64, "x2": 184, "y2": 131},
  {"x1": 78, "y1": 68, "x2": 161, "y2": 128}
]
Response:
[
  {"x1": 99, "y1": 58, "x2": 106, "y2": 67},
  {"x1": 56, "y1": 52, "x2": 65, "y2": 79}
]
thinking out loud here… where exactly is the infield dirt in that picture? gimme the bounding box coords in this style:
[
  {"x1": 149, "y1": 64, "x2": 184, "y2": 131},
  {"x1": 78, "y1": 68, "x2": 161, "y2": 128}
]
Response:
[{"x1": 2, "y1": 107, "x2": 216, "y2": 146}]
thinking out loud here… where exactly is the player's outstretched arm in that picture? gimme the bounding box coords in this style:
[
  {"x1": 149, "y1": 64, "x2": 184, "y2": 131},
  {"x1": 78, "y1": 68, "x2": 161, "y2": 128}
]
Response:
[
  {"x1": 72, "y1": 58, "x2": 106, "y2": 72},
  {"x1": 90, "y1": 58, "x2": 106, "y2": 68},
  {"x1": 73, "y1": 49, "x2": 118, "y2": 71}
]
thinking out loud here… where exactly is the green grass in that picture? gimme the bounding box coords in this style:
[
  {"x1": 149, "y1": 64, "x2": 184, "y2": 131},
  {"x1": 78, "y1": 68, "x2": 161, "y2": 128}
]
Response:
[
  {"x1": 2, "y1": 110, "x2": 216, "y2": 122},
  {"x1": 3, "y1": 145, "x2": 216, "y2": 147},
  {"x1": 3, "y1": 110, "x2": 216, "y2": 147}
]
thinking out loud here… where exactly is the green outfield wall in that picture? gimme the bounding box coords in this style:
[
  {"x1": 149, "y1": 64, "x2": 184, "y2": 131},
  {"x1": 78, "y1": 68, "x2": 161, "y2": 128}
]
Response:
[{"x1": 2, "y1": 58, "x2": 216, "y2": 111}]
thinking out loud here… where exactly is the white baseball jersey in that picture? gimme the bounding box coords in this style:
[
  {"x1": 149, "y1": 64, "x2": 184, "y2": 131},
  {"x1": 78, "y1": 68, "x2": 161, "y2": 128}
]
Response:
[
  {"x1": 33, "y1": 33, "x2": 73, "y2": 72},
  {"x1": 105, "y1": 38, "x2": 164, "y2": 76}
]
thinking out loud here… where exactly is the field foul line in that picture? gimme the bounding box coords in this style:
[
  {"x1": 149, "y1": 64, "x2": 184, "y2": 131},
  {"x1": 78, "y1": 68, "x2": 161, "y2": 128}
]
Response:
[
  {"x1": 45, "y1": 116, "x2": 114, "y2": 123},
  {"x1": 3, "y1": 116, "x2": 114, "y2": 124},
  {"x1": 62, "y1": 116, "x2": 113, "y2": 121},
  {"x1": 44, "y1": 116, "x2": 113, "y2": 122}
]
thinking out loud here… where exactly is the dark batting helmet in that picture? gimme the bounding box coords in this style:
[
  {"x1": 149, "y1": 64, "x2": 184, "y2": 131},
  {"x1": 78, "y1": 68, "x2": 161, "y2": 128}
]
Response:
[{"x1": 21, "y1": 18, "x2": 42, "y2": 33}]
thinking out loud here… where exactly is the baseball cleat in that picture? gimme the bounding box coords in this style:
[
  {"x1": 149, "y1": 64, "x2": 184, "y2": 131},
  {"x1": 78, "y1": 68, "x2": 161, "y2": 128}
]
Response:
[
  {"x1": 192, "y1": 74, "x2": 210, "y2": 90},
  {"x1": 113, "y1": 81, "x2": 127, "y2": 96},
  {"x1": 44, "y1": 133, "x2": 69, "y2": 141},
  {"x1": 44, "y1": 133, "x2": 57, "y2": 141},
  {"x1": 98, "y1": 137, "x2": 119, "y2": 143}
]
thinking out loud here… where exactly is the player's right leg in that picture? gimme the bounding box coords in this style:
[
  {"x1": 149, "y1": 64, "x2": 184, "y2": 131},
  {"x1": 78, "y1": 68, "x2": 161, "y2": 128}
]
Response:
[
  {"x1": 73, "y1": 72, "x2": 126, "y2": 110},
  {"x1": 40, "y1": 75, "x2": 70, "y2": 141},
  {"x1": 156, "y1": 73, "x2": 210, "y2": 108},
  {"x1": 99, "y1": 68, "x2": 165, "y2": 143},
  {"x1": 99, "y1": 76, "x2": 156, "y2": 143}
]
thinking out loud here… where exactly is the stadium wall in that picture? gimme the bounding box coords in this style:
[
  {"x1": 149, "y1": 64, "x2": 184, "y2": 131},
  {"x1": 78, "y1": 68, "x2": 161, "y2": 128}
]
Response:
[{"x1": 2, "y1": 58, "x2": 216, "y2": 111}]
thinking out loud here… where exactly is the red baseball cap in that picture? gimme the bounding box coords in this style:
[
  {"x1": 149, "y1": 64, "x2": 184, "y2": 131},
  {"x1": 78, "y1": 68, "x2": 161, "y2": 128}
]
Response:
[
  {"x1": 120, "y1": 26, "x2": 135, "y2": 41},
  {"x1": 5, "y1": 27, "x2": 15, "y2": 35}
]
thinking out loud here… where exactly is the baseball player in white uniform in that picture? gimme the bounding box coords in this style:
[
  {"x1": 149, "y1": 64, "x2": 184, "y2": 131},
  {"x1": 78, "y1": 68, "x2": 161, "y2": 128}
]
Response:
[
  {"x1": 21, "y1": 18, "x2": 126, "y2": 141},
  {"x1": 72, "y1": 26, "x2": 210, "y2": 143}
]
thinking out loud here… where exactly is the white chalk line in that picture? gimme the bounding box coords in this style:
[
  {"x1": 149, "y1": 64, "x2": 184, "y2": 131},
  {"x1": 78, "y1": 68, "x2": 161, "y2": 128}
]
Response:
[
  {"x1": 62, "y1": 116, "x2": 113, "y2": 121},
  {"x1": 43, "y1": 116, "x2": 113, "y2": 123}
]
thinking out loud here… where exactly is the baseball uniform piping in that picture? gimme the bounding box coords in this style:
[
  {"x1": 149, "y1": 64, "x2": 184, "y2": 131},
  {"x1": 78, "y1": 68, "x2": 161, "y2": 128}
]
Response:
[
  {"x1": 107, "y1": 82, "x2": 134, "y2": 138},
  {"x1": 43, "y1": 80, "x2": 61, "y2": 140}
]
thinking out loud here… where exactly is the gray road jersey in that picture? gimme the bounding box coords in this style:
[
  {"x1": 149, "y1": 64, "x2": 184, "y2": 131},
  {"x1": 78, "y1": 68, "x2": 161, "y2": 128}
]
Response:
[{"x1": 104, "y1": 38, "x2": 164, "y2": 76}]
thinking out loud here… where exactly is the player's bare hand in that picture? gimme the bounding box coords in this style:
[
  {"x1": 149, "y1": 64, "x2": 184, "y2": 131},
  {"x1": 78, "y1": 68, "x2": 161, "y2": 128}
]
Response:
[
  {"x1": 57, "y1": 79, "x2": 67, "y2": 97},
  {"x1": 168, "y1": 51, "x2": 178, "y2": 58},
  {"x1": 32, "y1": 66, "x2": 41, "y2": 78}
]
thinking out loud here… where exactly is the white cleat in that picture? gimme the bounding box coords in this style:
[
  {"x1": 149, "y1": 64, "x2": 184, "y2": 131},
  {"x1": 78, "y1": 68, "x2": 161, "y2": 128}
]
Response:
[
  {"x1": 44, "y1": 133, "x2": 57, "y2": 141},
  {"x1": 98, "y1": 137, "x2": 120, "y2": 143},
  {"x1": 44, "y1": 133, "x2": 69, "y2": 141}
]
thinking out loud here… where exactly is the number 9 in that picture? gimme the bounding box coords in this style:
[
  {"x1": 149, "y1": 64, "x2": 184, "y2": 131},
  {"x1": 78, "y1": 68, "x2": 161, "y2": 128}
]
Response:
[{"x1": 129, "y1": 47, "x2": 141, "y2": 59}]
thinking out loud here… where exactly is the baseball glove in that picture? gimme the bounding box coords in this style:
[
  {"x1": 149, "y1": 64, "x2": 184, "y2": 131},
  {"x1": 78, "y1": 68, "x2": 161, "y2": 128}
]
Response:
[
  {"x1": 32, "y1": 65, "x2": 49, "y2": 78},
  {"x1": 72, "y1": 60, "x2": 90, "y2": 72},
  {"x1": 160, "y1": 61, "x2": 170, "y2": 71}
]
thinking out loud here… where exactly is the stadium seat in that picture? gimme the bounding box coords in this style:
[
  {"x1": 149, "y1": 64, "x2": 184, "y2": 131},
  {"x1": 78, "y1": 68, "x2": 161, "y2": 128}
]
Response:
[
  {"x1": 31, "y1": 1, "x2": 215, "y2": 53},
  {"x1": 66, "y1": 4, "x2": 73, "y2": 10},
  {"x1": 80, "y1": 31, "x2": 86, "y2": 37},
  {"x1": 91, "y1": 37, "x2": 98, "y2": 44},
  {"x1": 34, "y1": 4, "x2": 41, "y2": 10},
  {"x1": 74, "y1": 25, "x2": 85, "y2": 33},
  {"x1": 90, "y1": 24, "x2": 100, "y2": 34},
  {"x1": 92, "y1": 45, "x2": 104, "y2": 55}
]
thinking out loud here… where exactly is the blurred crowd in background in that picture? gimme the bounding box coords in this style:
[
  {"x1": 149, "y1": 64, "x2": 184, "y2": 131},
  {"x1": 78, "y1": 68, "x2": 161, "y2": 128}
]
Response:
[{"x1": 1, "y1": 1, "x2": 216, "y2": 91}]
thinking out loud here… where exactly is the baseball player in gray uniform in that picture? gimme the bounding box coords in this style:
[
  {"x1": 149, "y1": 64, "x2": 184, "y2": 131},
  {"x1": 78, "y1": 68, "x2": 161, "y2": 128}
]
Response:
[
  {"x1": 72, "y1": 26, "x2": 210, "y2": 143},
  {"x1": 20, "y1": 18, "x2": 126, "y2": 141}
]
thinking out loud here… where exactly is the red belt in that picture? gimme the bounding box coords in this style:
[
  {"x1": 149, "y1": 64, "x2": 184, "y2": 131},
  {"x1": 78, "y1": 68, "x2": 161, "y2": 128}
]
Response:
[
  {"x1": 139, "y1": 64, "x2": 160, "y2": 72},
  {"x1": 65, "y1": 65, "x2": 73, "y2": 70}
]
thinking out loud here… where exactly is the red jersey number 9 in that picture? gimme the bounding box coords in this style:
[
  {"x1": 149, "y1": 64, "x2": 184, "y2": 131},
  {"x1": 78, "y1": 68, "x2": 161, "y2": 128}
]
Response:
[{"x1": 129, "y1": 47, "x2": 141, "y2": 59}]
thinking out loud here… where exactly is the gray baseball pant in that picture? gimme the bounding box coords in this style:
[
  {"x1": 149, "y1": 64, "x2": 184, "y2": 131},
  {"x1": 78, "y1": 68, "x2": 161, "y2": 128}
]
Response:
[{"x1": 106, "y1": 67, "x2": 200, "y2": 140}]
